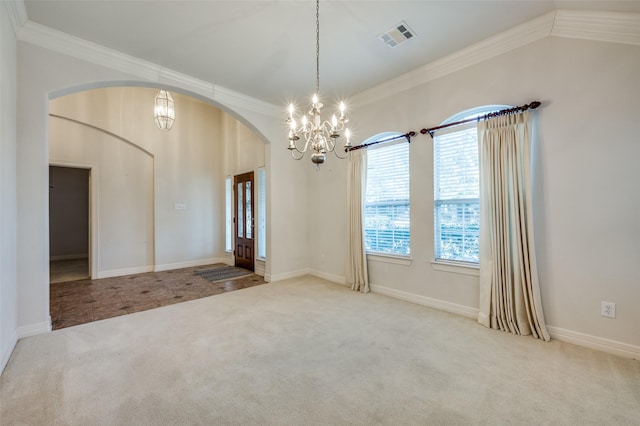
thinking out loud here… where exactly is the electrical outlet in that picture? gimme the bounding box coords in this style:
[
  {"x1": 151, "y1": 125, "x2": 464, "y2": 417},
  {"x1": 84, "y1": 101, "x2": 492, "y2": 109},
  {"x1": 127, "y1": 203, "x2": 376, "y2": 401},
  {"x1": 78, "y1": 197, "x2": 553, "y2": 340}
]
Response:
[{"x1": 601, "y1": 301, "x2": 616, "y2": 318}]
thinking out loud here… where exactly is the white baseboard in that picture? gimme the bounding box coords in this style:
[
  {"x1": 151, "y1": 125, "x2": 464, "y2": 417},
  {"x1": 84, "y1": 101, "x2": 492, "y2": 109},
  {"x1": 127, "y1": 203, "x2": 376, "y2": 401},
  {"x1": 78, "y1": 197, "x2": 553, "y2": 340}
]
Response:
[
  {"x1": 265, "y1": 268, "x2": 310, "y2": 283},
  {"x1": 254, "y1": 260, "x2": 266, "y2": 277},
  {"x1": 17, "y1": 318, "x2": 52, "y2": 339},
  {"x1": 154, "y1": 257, "x2": 229, "y2": 272},
  {"x1": 96, "y1": 258, "x2": 231, "y2": 278},
  {"x1": 308, "y1": 269, "x2": 346, "y2": 285},
  {"x1": 50, "y1": 254, "x2": 88, "y2": 261},
  {"x1": 547, "y1": 326, "x2": 640, "y2": 360},
  {"x1": 95, "y1": 265, "x2": 154, "y2": 279},
  {"x1": 370, "y1": 284, "x2": 640, "y2": 360},
  {"x1": 370, "y1": 284, "x2": 479, "y2": 319},
  {"x1": 1, "y1": 332, "x2": 18, "y2": 376}
]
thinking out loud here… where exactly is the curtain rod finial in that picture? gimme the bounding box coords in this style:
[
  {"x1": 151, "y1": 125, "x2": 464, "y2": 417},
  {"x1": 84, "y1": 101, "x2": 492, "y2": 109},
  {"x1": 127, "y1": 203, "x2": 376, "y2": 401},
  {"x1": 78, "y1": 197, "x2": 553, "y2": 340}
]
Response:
[
  {"x1": 529, "y1": 101, "x2": 541, "y2": 109},
  {"x1": 404, "y1": 131, "x2": 415, "y2": 143}
]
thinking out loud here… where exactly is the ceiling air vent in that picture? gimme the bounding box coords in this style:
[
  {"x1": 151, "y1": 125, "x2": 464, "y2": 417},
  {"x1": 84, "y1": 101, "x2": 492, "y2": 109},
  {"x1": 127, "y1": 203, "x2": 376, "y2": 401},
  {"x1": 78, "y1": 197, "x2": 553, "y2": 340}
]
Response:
[{"x1": 379, "y1": 21, "x2": 415, "y2": 48}]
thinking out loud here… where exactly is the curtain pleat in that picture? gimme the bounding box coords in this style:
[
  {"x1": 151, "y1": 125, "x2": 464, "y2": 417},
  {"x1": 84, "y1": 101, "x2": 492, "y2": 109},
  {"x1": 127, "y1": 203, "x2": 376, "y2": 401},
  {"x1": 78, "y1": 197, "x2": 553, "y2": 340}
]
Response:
[
  {"x1": 477, "y1": 111, "x2": 550, "y2": 341},
  {"x1": 346, "y1": 150, "x2": 369, "y2": 293}
]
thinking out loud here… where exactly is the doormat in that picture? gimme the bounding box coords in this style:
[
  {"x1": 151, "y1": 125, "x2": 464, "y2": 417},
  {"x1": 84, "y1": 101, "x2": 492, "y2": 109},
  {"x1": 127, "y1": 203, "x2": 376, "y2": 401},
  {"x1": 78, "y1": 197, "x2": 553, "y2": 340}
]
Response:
[{"x1": 195, "y1": 266, "x2": 253, "y2": 283}]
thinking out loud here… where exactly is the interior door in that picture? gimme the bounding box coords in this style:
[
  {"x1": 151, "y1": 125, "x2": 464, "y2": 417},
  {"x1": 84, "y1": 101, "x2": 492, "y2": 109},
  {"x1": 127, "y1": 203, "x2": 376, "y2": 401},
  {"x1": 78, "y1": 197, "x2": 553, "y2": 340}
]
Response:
[{"x1": 234, "y1": 172, "x2": 255, "y2": 271}]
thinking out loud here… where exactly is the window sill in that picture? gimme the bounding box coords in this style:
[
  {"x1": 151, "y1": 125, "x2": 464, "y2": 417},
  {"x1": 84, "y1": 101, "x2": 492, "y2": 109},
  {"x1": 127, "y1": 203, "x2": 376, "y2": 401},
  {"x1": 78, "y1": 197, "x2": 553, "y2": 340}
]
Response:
[
  {"x1": 367, "y1": 253, "x2": 412, "y2": 266},
  {"x1": 256, "y1": 257, "x2": 266, "y2": 262},
  {"x1": 431, "y1": 260, "x2": 479, "y2": 276}
]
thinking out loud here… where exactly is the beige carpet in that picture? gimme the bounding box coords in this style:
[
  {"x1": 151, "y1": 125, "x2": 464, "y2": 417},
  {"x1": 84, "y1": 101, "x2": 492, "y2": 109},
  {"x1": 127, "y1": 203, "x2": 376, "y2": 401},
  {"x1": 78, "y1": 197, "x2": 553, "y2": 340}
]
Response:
[{"x1": 1, "y1": 276, "x2": 639, "y2": 425}]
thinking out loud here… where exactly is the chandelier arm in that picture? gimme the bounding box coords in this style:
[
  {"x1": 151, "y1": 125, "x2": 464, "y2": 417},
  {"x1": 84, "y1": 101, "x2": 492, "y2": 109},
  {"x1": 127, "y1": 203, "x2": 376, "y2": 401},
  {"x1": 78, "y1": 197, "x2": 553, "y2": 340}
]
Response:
[
  {"x1": 323, "y1": 133, "x2": 336, "y2": 153},
  {"x1": 325, "y1": 144, "x2": 336, "y2": 153},
  {"x1": 332, "y1": 144, "x2": 351, "y2": 159},
  {"x1": 290, "y1": 149, "x2": 305, "y2": 160},
  {"x1": 289, "y1": 137, "x2": 310, "y2": 154}
]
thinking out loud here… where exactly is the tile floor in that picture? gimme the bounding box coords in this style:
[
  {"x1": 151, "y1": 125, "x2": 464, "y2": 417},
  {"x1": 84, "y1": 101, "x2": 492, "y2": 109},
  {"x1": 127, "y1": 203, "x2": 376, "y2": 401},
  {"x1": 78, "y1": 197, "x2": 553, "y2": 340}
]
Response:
[{"x1": 50, "y1": 264, "x2": 266, "y2": 330}]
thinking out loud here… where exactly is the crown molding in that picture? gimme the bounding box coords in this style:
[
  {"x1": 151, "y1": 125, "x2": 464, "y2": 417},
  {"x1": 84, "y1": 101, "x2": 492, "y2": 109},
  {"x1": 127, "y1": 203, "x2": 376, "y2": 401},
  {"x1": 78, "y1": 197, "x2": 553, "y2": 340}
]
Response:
[
  {"x1": 14, "y1": 7, "x2": 640, "y2": 113},
  {"x1": 552, "y1": 9, "x2": 640, "y2": 46},
  {"x1": 352, "y1": 11, "x2": 555, "y2": 107},
  {"x1": 213, "y1": 84, "x2": 280, "y2": 117},
  {"x1": 353, "y1": 9, "x2": 640, "y2": 107},
  {"x1": 17, "y1": 20, "x2": 280, "y2": 117},
  {"x1": 3, "y1": 0, "x2": 28, "y2": 36},
  {"x1": 19, "y1": 21, "x2": 164, "y2": 82}
]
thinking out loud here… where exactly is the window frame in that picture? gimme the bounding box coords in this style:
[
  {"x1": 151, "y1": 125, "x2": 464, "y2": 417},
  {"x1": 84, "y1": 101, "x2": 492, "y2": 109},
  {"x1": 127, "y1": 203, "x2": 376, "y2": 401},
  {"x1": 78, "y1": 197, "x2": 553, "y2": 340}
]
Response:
[
  {"x1": 432, "y1": 105, "x2": 511, "y2": 268},
  {"x1": 363, "y1": 134, "x2": 411, "y2": 259},
  {"x1": 256, "y1": 167, "x2": 266, "y2": 260},
  {"x1": 224, "y1": 176, "x2": 232, "y2": 253}
]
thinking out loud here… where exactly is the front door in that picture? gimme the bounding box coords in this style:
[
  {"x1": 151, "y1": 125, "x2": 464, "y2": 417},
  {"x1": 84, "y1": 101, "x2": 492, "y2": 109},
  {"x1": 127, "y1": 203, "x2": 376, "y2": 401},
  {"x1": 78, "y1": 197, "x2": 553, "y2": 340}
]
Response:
[{"x1": 234, "y1": 172, "x2": 254, "y2": 271}]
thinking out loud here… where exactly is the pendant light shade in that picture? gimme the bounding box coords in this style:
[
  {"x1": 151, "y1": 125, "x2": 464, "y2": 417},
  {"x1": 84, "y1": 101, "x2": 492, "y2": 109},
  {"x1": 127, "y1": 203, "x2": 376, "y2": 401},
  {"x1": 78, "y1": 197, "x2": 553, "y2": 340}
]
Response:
[{"x1": 154, "y1": 90, "x2": 175, "y2": 130}]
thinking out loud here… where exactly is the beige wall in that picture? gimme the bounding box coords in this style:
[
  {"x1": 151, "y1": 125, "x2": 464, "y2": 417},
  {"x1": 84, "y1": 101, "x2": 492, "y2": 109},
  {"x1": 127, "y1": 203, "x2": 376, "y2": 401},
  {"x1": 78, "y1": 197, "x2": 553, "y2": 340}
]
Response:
[
  {"x1": 49, "y1": 109, "x2": 155, "y2": 275},
  {"x1": 16, "y1": 39, "x2": 307, "y2": 335},
  {"x1": 222, "y1": 112, "x2": 265, "y2": 176},
  {"x1": 309, "y1": 36, "x2": 640, "y2": 350}
]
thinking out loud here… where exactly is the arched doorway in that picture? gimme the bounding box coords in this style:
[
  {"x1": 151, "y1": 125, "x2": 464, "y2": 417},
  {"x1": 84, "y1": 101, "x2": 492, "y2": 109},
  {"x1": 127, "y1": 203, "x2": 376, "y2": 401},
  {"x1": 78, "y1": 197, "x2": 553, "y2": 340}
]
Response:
[{"x1": 46, "y1": 85, "x2": 268, "y2": 329}]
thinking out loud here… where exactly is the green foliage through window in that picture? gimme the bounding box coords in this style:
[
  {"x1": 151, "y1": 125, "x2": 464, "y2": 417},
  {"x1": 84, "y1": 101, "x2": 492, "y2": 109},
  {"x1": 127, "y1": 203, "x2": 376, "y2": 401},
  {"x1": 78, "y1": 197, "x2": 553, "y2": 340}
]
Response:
[{"x1": 365, "y1": 140, "x2": 410, "y2": 256}]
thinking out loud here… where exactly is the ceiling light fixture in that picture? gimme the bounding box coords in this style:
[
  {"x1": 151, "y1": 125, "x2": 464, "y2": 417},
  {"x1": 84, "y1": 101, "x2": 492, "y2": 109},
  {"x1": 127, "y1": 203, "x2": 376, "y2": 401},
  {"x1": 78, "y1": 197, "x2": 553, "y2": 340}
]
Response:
[
  {"x1": 286, "y1": 0, "x2": 351, "y2": 167},
  {"x1": 154, "y1": 89, "x2": 175, "y2": 130}
]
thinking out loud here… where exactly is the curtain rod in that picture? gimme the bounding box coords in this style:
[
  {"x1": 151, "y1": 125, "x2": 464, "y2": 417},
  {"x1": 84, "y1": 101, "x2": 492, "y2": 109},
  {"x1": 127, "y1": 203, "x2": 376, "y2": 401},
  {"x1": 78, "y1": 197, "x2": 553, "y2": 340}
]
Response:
[
  {"x1": 345, "y1": 101, "x2": 540, "y2": 151},
  {"x1": 346, "y1": 131, "x2": 415, "y2": 152},
  {"x1": 421, "y1": 101, "x2": 541, "y2": 138}
]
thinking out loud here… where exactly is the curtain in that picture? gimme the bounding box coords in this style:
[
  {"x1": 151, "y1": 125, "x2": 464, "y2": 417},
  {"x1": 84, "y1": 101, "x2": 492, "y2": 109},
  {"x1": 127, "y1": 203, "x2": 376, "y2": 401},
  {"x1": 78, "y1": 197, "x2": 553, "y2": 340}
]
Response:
[
  {"x1": 477, "y1": 111, "x2": 550, "y2": 341},
  {"x1": 346, "y1": 149, "x2": 369, "y2": 293}
]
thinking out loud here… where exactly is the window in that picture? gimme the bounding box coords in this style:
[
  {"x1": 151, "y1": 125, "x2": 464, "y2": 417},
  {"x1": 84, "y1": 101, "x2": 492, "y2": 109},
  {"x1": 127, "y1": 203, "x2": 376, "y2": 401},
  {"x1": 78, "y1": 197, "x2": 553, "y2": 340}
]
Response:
[
  {"x1": 257, "y1": 167, "x2": 266, "y2": 259},
  {"x1": 364, "y1": 137, "x2": 410, "y2": 256},
  {"x1": 433, "y1": 105, "x2": 510, "y2": 264},
  {"x1": 225, "y1": 176, "x2": 232, "y2": 252}
]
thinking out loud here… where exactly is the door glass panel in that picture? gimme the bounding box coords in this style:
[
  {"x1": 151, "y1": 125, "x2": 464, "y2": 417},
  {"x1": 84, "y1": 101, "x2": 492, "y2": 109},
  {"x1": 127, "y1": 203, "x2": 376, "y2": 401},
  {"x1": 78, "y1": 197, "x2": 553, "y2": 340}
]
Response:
[
  {"x1": 237, "y1": 182, "x2": 243, "y2": 238},
  {"x1": 246, "y1": 181, "x2": 252, "y2": 239}
]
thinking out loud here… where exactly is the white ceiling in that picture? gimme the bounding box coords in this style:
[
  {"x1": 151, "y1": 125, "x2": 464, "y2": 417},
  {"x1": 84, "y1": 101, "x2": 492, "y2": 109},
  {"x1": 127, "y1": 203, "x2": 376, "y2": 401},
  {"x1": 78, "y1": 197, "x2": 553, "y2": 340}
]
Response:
[{"x1": 23, "y1": 1, "x2": 640, "y2": 105}]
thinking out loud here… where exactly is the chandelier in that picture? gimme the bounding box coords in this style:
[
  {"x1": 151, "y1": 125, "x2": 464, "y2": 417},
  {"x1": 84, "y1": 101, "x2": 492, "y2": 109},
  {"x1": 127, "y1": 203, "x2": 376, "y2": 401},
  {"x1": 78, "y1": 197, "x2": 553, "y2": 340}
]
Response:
[
  {"x1": 154, "y1": 89, "x2": 175, "y2": 130},
  {"x1": 286, "y1": 0, "x2": 352, "y2": 166}
]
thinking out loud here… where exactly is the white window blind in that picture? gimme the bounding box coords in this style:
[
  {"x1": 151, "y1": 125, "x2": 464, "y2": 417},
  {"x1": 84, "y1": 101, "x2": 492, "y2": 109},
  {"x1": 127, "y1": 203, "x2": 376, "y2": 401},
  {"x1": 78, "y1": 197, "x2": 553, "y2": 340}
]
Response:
[
  {"x1": 257, "y1": 168, "x2": 266, "y2": 259},
  {"x1": 433, "y1": 105, "x2": 510, "y2": 264},
  {"x1": 364, "y1": 140, "x2": 410, "y2": 256},
  {"x1": 434, "y1": 123, "x2": 480, "y2": 263},
  {"x1": 225, "y1": 176, "x2": 232, "y2": 252}
]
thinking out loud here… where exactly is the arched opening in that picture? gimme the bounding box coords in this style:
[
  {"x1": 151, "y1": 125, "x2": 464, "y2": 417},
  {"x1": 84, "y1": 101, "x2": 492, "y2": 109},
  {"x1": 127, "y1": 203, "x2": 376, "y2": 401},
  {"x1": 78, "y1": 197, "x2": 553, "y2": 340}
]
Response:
[
  {"x1": 433, "y1": 104, "x2": 512, "y2": 264},
  {"x1": 47, "y1": 85, "x2": 269, "y2": 329},
  {"x1": 48, "y1": 80, "x2": 271, "y2": 146}
]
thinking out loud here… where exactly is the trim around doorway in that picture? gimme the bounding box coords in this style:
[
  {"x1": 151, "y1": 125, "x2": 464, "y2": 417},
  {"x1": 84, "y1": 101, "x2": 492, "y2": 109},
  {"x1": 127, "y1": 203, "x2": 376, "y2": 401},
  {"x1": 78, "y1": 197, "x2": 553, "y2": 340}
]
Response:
[{"x1": 49, "y1": 160, "x2": 99, "y2": 280}]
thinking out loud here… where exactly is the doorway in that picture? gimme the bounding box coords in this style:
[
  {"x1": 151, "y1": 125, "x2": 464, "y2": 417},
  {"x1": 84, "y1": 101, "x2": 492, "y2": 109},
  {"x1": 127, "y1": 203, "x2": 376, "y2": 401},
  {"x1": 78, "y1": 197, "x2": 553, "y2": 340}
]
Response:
[
  {"x1": 49, "y1": 166, "x2": 91, "y2": 283},
  {"x1": 234, "y1": 171, "x2": 254, "y2": 271}
]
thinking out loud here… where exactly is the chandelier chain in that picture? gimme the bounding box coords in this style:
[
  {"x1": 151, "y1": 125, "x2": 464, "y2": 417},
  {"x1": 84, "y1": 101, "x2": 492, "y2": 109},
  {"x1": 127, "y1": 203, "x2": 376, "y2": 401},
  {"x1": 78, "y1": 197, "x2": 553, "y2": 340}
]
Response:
[
  {"x1": 286, "y1": 0, "x2": 352, "y2": 166},
  {"x1": 315, "y1": 0, "x2": 320, "y2": 95}
]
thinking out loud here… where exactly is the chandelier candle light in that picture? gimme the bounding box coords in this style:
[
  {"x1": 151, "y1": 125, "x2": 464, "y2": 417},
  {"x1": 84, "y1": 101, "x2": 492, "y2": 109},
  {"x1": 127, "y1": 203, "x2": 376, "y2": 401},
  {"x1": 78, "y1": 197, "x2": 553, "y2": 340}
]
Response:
[{"x1": 286, "y1": 0, "x2": 352, "y2": 166}]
